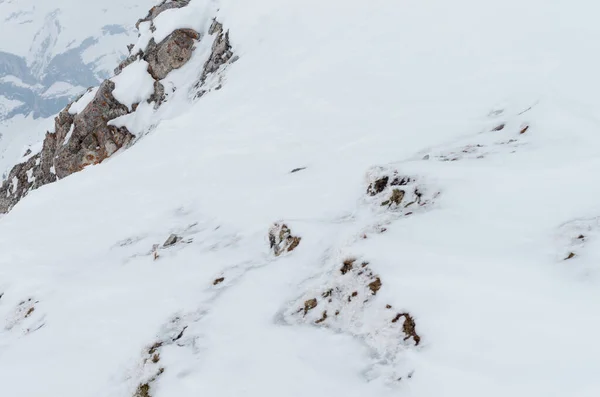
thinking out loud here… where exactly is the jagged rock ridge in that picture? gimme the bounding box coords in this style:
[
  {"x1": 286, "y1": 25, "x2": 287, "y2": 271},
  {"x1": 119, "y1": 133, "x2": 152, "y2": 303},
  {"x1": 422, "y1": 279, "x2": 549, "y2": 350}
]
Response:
[{"x1": 0, "y1": 1, "x2": 236, "y2": 213}]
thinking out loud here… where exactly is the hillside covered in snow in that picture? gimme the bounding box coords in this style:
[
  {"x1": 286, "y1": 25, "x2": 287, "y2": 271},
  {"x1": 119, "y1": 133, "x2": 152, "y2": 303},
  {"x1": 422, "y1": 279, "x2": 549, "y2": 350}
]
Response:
[{"x1": 1, "y1": 1, "x2": 600, "y2": 397}]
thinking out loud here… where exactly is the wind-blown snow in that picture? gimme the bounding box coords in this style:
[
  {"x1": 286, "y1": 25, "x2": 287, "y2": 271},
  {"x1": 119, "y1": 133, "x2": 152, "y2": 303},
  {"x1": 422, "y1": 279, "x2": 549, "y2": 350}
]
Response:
[
  {"x1": 152, "y1": 4, "x2": 211, "y2": 43},
  {"x1": 2, "y1": 0, "x2": 600, "y2": 397}
]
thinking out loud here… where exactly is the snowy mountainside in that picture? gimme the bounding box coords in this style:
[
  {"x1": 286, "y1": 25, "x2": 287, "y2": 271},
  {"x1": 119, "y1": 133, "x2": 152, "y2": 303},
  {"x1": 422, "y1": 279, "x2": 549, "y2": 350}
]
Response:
[{"x1": 2, "y1": 1, "x2": 600, "y2": 397}]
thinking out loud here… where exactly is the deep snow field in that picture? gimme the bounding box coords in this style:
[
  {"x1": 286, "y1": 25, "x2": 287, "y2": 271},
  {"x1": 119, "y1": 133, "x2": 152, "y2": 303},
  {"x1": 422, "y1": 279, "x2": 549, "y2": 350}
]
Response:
[{"x1": 1, "y1": 1, "x2": 600, "y2": 396}]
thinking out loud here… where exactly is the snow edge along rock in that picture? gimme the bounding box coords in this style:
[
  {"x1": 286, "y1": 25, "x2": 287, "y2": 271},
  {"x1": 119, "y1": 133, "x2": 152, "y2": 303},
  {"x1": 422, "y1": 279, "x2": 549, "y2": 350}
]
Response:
[{"x1": 0, "y1": 1, "x2": 236, "y2": 213}]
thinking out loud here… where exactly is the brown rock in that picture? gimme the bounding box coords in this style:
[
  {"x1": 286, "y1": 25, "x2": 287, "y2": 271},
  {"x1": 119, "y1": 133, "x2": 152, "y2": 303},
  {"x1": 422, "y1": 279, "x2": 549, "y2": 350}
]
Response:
[
  {"x1": 340, "y1": 258, "x2": 356, "y2": 275},
  {"x1": 144, "y1": 29, "x2": 200, "y2": 80},
  {"x1": 304, "y1": 298, "x2": 317, "y2": 315},
  {"x1": 368, "y1": 277, "x2": 382, "y2": 295},
  {"x1": 367, "y1": 176, "x2": 389, "y2": 196}
]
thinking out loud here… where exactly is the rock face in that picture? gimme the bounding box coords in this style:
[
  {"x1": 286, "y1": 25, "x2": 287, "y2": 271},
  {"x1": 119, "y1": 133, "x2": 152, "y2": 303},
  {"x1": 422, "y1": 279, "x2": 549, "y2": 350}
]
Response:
[
  {"x1": 268, "y1": 223, "x2": 302, "y2": 256},
  {"x1": 194, "y1": 20, "x2": 236, "y2": 98},
  {"x1": 145, "y1": 28, "x2": 201, "y2": 80},
  {"x1": 135, "y1": 0, "x2": 191, "y2": 29},
  {"x1": 54, "y1": 81, "x2": 133, "y2": 178},
  {"x1": 0, "y1": 2, "x2": 236, "y2": 214},
  {"x1": 0, "y1": 82, "x2": 134, "y2": 212}
]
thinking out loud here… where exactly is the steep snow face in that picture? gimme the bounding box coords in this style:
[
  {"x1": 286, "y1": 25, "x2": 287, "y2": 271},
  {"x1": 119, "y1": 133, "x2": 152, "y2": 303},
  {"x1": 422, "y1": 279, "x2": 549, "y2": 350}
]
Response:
[{"x1": 2, "y1": 0, "x2": 600, "y2": 397}]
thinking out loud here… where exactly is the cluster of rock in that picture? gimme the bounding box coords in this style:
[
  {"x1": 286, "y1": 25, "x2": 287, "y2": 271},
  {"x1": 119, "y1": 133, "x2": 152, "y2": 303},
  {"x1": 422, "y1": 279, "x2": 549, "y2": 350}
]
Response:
[
  {"x1": 268, "y1": 223, "x2": 302, "y2": 256},
  {"x1": 0, "y1": 0, "x2": 235, "y2": 213}
]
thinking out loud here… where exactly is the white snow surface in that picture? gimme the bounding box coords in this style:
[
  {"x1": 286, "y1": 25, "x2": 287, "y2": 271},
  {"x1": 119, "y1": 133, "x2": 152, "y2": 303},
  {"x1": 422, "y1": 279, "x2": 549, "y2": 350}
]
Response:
[
  {"x1": 111, "y1": 60, "x2": 155, "y2": 111},
  {"x1": 2, "y1": 1, "x2": 600, "y2": 397},
  {"x1": 0, "y1": 114, "x2": 52, "y2": 177}
]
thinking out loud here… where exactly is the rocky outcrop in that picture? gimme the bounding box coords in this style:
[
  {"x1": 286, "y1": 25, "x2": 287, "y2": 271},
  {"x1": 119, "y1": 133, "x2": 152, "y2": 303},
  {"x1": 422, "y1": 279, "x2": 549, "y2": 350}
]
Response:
[
  {"x1": 194, "y1": 20, "x2": 236, "y2": 98},
  {"x1": 0, "y1": 2, "x2": 236, "y2": 214},
  {"x1": 135, "y1": 0, "x2": 191, "y2": 29},
  {"x1": 268, "y1": 223, "x2": 301, "y2": 256},
  {"x1": 202, "y1": 20, "x2": 235, "y2": 81},
  {"x1": 54, "y1": 81, "x2": 133, "y2": 178},
  {"x1": 0, "y1": 82, "x2": 134, "y2": 212},
  {"x1": 144, "y1": 28, "x2": 200, "y2": 80}
]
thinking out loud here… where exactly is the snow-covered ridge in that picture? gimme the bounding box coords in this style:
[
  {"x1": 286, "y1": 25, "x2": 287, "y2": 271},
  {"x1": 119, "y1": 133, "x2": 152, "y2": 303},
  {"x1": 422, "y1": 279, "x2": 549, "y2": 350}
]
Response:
[{"x1": 0, "y1": 0, "x2": 236, "y2": 213}]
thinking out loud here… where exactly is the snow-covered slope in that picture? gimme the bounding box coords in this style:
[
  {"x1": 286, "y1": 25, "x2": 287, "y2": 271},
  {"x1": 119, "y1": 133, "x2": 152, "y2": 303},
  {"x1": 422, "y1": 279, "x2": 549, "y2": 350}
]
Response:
[{"x1": 2, "y1": 1, "x2": 600, "y2": 397}]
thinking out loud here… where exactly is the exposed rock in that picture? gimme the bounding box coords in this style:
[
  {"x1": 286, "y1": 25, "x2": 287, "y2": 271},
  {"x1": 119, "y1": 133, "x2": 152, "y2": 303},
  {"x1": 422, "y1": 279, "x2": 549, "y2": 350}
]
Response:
[
  {"x1": 114, "y1": 52, "x2": 142, "y2": 76},
  {"x1": 304, "y1": 298, "x2": 318, "y2": 315},
  {"x1": 136, "y1": 0, "x2": 191, "y2": 29},
  {"x1": 0, "y1": 154, "x2": 41, "y2": 212},
  {"x1": 492, "y1": 123, "x2": 506, "y2": 131},
  {"x1": 381, "y1": 189, "x2": 405, "y2": 207},
  {"x1": 147, "y1": 81, "x2": 166, "y2": 108},
  {"x1": 391, "y1": 176, "x2": 411, "y2": 186},
  {"x1": 340, "y1": 258, "x2": 356, "y2": 275},
  {"x1": 366, "y1": 170, "x2": 438, "y2": 212},
  {"x1": 315, "y1": 311, "x2": 328, "y2": 324},
  {"x1": 285, "y1": 258, "x2": 415, "y2": 382},
  {"x1": 54, "y1": 105, "x2": 75, "y2": 143},
  {"x1": 213, "y1": 277, "x2": 225, "y2": 285},
  {"x1": 368, "y1": 277, "x2": 382, "y2": 295},
  {"x1": 0, "y1": 72, "x2": 132, "y2": 212},
  {"x1": 33, "y1": 132, "x2": 59, "y2": 188},
  {"x1": 194, "y1": 19, "x2": 236, "y2": 98},
  {"x1": 5, "y1": 297, "x2": 39, "y2": 331},
  {"x1": 55, "y1": 80, "x2": 133, "y2": 178},
  {"x1": 144, "y1": 28, "x2": 200, "y2": 80},
  {"x1": 268, "y1": 223, "x2": 301, "y2": 256},
  {"x1": 0, "y1": 6, "x2": 232, "y2": 214},
  {"x1": 202, "y1": 20, "x2": 234, "y2": 80},
  {"x1": 391, "y1": 313, "x2": 421, "y2": 346},
  {"x1": 163, "y1": 234, "x2": 181, "y2": 247},
  {"x1": 367, "y1": 176, "x2": 389, "y2": 196}
]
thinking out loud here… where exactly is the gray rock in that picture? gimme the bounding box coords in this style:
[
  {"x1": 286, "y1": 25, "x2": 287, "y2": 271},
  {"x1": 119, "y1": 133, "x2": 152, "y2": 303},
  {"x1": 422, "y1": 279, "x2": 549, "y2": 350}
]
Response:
[
  {"x1": 163, "y1": 234, "x2": 181, "y2": 247},
  {"x1": 54, "y1": 80, "x2": 133, "y2": 178},
  {"x1": 202, "y1": 20, "x2": 234, "y2": 79},
  {"x1": 0, "y1": 154, "x2": 40, "y2": 212},
  {"x1": 114, "y1": 52, "x2": 142, "y2": 76},
  {"x1": 0, "y1": 4, "x2": 234, "y2": 214},
  {"x1": 147, "y1": 81, "x2": 166, "y2": 108},
  {"x1": 136, "y1": 0, "x2": 191, "y2": 29},
  {"x1": 194, "y1": 20, "x2": 235, "y2": 98},
  {"x1": 144, "y1": 28, "x2": 200, "y2": 80}
]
